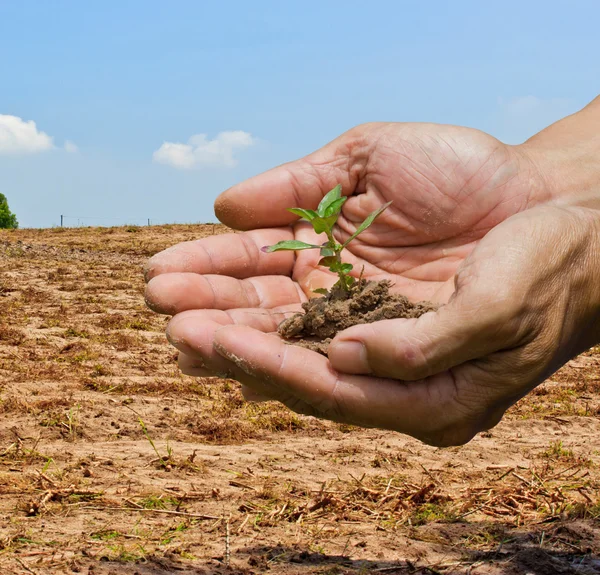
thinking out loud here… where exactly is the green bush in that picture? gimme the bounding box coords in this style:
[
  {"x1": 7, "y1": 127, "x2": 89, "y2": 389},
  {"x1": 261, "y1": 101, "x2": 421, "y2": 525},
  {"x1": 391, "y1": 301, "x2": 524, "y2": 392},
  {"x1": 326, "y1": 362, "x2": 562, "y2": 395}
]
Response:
[{"x1": 0, "y1": 194, "x2": 18, "y2": 229}]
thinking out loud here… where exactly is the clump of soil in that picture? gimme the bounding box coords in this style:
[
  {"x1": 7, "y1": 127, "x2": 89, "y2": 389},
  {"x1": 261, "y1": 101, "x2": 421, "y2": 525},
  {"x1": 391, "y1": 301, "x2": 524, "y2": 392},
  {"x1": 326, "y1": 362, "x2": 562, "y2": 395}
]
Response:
[{"x1": 278, "y1": 279, "x2": 438, "y2": 355}]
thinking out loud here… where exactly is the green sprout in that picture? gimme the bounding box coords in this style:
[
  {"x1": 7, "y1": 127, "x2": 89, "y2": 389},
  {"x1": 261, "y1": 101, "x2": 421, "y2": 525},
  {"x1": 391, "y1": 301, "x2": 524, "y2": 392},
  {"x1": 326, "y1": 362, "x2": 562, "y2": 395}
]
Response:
[{"x1": 262, "y1": 185, "x2": 391, "y2": 293}]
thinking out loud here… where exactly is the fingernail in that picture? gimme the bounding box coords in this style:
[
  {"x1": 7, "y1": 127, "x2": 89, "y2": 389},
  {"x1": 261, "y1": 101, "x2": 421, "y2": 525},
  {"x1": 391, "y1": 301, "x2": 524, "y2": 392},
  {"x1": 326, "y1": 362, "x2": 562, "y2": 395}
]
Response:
[{"x1": 329, "y1": 340, "x2": 369, "y2": 374}]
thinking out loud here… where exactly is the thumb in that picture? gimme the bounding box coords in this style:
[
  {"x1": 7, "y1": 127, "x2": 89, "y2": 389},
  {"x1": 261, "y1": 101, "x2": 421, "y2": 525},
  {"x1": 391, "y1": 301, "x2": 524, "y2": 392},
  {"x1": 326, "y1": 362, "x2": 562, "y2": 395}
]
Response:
[
  {"x1": 328, "y1": 287, "x2": 524, "y2": 379},
  {"x1": 327, "y1": 213, "x2": 548, "y2": 380},
  {"x1": 214, "y1": 128, "x2": 367, "y2": 230},
  {"x1": 327, "y1": 206, "x2": 577, "y2": 380}
]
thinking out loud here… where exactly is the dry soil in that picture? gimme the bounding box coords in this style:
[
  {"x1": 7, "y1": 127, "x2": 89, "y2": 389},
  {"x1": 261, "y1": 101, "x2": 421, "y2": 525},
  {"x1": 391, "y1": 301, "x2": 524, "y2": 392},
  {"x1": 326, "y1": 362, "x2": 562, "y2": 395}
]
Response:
[{"x1": 0, "y1": 224, "x2": 599, "y2": 575}]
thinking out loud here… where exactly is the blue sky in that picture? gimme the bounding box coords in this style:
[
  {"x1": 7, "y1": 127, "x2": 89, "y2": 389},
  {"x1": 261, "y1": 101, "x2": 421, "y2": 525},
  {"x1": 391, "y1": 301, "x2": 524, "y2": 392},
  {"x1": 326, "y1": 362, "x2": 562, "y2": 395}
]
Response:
[{"x1": 0, "y1": 0, "x2": 598, "y2": 228}]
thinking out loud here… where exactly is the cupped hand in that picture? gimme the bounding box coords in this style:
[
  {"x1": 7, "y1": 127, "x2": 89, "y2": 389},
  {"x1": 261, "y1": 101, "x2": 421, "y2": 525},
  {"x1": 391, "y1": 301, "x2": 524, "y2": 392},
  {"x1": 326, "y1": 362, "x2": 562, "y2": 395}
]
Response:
[
  {"x1": 144, "y1": 122, "x2": 599, "y2": 445},
  {"x1": 146, "y1": 123, "x2": 544, "y2": 307}
]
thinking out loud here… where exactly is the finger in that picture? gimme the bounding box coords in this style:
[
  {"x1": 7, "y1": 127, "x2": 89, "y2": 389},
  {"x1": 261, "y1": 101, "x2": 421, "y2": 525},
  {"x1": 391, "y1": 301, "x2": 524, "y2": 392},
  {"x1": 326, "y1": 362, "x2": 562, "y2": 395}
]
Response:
[
  {"x1": 212, "y1": 325, "x2": 483, "y2": 445},
  {"x1": 178, "y1": 352, "x2": 275, "y2": 402},
  {"x1": 145, "y1": 228, "x2": 295, "y2": 281},
  {"x1": 146, "y1": 273, "x2": 305, "y2": 315},
  {"x1": 180, "y1": 343, "x2": 306, "y2": 406},
  {"x1": 327, "y1": 292, "x2": 520, "y2": 381},
  {"x1": 194, "y1": 346, "x2": 347, "y2": 420},
  {"x1": 166, "y1": 306, "x2": 300, "y2": 396},
  {"x1": 170, "y1": 318, "x2": 278, "y2": 396},
  {"x1": 179, "y1": 351, "x2": 273, "y2": 402},
  {"x1": 167, "y1": 306, "x2": 300, "y2": 342},
  {"x1": 327, "y1": 212, "x2": 549, "y2": 380},
  {"x1": 214, "y1": 127, "x2": 372, "y2": 230},
  {"x1": 178, "y1": 352, "x2": 213, "y2": 377}
]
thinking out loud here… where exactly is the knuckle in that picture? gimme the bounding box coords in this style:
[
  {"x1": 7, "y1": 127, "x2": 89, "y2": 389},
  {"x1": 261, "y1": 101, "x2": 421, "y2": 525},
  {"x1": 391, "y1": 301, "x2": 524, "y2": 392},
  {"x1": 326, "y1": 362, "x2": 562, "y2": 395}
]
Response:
[
  {"x1": 389, "y1": 334, "x2": 431, "y2": 379},
  {"x1": 238, "y1": 233, "x2": 260, "y2": 269},
  {"x1": 313, "y1": 374, "x2": 346, "y2": 420}
]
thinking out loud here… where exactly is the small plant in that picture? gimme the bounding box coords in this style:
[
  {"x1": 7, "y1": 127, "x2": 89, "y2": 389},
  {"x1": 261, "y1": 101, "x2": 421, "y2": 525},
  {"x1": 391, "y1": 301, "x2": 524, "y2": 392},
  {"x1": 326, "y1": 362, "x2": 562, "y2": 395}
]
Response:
[
  {"x1": 262, "y1": 185, "x2": 391, "y2": 293},
  {"x1": 64, "y1": 404, "x2": 81, "y2": 442},
  {"x1": 137, "y1": 415, "x2": 174, "y2": 469}
]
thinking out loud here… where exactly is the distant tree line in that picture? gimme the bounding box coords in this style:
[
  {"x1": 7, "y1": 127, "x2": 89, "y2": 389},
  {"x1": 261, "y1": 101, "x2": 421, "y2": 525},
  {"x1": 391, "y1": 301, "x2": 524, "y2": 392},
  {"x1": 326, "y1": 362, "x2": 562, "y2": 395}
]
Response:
[{"x1": 0, "y1": 194, "x2": 18, "y2": 229}]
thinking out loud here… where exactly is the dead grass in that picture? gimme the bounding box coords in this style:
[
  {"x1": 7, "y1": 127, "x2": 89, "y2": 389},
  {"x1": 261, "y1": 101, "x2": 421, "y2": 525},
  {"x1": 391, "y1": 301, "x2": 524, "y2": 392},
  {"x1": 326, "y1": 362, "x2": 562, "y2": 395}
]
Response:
[{"x1": 0, "y1": 324, "x2": 25, "y2": 345}]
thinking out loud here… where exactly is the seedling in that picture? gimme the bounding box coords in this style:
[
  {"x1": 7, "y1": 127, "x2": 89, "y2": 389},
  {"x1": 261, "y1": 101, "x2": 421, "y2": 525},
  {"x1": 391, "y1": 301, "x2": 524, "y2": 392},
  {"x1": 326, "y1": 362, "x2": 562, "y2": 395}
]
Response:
[{"x1": 262, "y1": 185, "x2": 391, "y2": 293}]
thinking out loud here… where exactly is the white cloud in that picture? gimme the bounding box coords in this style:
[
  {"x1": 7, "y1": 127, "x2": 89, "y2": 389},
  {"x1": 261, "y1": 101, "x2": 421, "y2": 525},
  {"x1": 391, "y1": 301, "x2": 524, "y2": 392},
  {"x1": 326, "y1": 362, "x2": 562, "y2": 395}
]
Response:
[
  {"x1": 0, "y1": 114, "x2": 55, "y2": 154},
  {"x1": 64, "y1": 140, "x2": 79, "y2": 154},
  {"x1": 153, "y1": 130, "x2": 256, "y2": 169},
  {"x1": 496, "y1": 96, "x2": 578, "y2": 144}
]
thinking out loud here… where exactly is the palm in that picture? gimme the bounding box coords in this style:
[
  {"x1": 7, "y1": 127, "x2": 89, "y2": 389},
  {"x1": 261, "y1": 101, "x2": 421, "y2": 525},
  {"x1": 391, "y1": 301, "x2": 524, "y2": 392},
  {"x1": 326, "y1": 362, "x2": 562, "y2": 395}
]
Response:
[
  {"x1": 147, "y1": 122, "x2": 541, "y2": 325},
  {"x1": 290, "y1": 123, "x2": 536, "y2": 303}
]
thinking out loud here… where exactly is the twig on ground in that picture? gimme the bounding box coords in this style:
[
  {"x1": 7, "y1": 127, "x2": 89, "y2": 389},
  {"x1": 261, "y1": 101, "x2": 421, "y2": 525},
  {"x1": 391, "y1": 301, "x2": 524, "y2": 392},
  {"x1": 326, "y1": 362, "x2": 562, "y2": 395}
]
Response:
[{"x1": 78, "y1": 506, "x2": 220, "y2": 519}]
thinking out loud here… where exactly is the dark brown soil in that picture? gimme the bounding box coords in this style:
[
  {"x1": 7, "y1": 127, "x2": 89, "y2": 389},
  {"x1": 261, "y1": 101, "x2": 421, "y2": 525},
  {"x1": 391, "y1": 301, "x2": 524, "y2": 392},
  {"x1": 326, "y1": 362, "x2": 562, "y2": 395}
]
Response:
[{"x1": 278, "y1": 279, "x2": 438, "y2": 354}]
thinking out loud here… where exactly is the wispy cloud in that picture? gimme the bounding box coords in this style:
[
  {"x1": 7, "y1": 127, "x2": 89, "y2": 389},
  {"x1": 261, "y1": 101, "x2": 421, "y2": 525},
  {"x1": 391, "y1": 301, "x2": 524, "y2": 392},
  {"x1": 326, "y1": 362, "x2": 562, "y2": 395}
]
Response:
[
  {"x1": 0, "y1": 114, "x2": 55, "y2": 154},
  {"x1": 152, "y1": 131, "x2": 256, "y2": 169}
]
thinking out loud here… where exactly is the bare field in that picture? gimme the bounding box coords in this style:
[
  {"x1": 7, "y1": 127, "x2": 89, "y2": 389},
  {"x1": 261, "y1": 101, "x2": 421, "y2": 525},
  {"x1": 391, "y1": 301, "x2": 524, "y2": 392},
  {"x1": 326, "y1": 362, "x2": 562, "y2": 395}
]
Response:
[{"x1": 1, "y1": 224, "x2": 599, "y2": 575}]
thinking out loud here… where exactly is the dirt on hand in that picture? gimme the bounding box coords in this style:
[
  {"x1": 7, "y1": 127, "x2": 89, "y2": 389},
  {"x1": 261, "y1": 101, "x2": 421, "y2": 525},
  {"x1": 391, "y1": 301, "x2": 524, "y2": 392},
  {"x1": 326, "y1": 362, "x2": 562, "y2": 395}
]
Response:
[{"x1": 278, "y1": 279, "x2": 438, "y2": 354}]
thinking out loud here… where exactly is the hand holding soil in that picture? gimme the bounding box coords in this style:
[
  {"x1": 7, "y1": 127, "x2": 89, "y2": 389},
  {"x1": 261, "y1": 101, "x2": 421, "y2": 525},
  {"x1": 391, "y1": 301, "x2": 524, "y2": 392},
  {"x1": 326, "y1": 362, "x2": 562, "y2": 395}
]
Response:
[
  {"x1": 261, "y1": 184, "x2": 437, "y2": 354},
  {"x1": 146, "y1": 96, "x2": 600, "y2": 446}
]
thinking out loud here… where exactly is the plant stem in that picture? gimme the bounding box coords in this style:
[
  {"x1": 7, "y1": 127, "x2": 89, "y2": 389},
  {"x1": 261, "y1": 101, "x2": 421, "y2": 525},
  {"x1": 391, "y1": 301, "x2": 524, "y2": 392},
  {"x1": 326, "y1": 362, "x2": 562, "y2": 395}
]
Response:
[{"x1": 325, "y1": 230, "x2": 348, "y2": 290}]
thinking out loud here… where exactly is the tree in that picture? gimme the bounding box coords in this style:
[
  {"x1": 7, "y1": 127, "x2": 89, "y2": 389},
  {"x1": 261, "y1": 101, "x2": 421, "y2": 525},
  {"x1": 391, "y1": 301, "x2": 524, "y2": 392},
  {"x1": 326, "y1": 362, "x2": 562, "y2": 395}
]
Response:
[{"x1": 0, "y1": 193, "x2": 18, "y2": 229}]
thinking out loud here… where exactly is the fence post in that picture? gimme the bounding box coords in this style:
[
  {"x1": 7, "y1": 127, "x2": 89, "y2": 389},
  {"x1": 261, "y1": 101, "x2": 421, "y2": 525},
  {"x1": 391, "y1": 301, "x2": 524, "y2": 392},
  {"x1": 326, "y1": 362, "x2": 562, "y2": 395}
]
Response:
[
  {"x1": 148, "y1": 218, "x2": 151, "y2": 226},
  {"x1": 60, "y1": 215, "x2": 63, "y2": 227}
]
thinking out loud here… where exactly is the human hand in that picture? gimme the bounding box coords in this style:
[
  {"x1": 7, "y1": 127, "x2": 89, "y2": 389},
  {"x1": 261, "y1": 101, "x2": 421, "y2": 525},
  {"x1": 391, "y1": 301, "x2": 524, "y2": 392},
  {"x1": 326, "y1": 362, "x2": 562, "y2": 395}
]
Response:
[
  {"x1": 145, "y1": 121, "x2": 600, "y2": 446},
  {"x1": 146, "y1": 122, "x2": 545, "y2": 306}
]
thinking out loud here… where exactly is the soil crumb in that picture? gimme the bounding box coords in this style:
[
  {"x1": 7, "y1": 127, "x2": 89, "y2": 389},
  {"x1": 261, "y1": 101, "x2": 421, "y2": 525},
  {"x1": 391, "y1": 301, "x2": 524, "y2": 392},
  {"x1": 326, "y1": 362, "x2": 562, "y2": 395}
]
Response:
[{"x1": 278, "y1": 280, "x2": 437, "y2": 355}]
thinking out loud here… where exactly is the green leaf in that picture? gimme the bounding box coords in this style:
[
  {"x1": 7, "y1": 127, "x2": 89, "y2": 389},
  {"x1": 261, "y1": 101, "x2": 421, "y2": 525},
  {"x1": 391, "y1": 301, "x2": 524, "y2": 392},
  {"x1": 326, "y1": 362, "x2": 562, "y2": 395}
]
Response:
[
  {"x1": 319, "y1": 246, "x2": 336, "y2": 257},
  {"x1": 311, "y1": 214, "x2": 337, "y2": 234},
  {"x1": 318, "y1": 256, "x2": 338, "y2": 267},
  {"x1": 342, "y1": 201, "x2": 392, "y2": 247},
  {"x1": 262, "y1": 240, "x2": 320, "y2": 253},
  {"x1": 317, "y1": 184, "x2": 342, "y2": 217},
  {"x1": 320, "y1": 259, "x2": 354, "y2": 274},
  {"x1": 323, "y1": 196, "x2": 347, "y2": 217},
  {"x1": 287, "y1": 208, "x2": 318, "y2": 222},
  {"x1": 334, "y1": 274, "x2": 355, "y2": 290},
  {"x1": 313, "y1": 288, "x2": 329, "y2": 296}
]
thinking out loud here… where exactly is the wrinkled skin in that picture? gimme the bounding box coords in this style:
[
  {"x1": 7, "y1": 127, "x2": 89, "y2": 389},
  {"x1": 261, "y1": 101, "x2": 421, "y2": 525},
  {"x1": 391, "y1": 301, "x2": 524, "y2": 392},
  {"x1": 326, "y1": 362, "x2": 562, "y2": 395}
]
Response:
[{"x1": 145, "y1": 120, "x2": 600, "y2": 447}]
